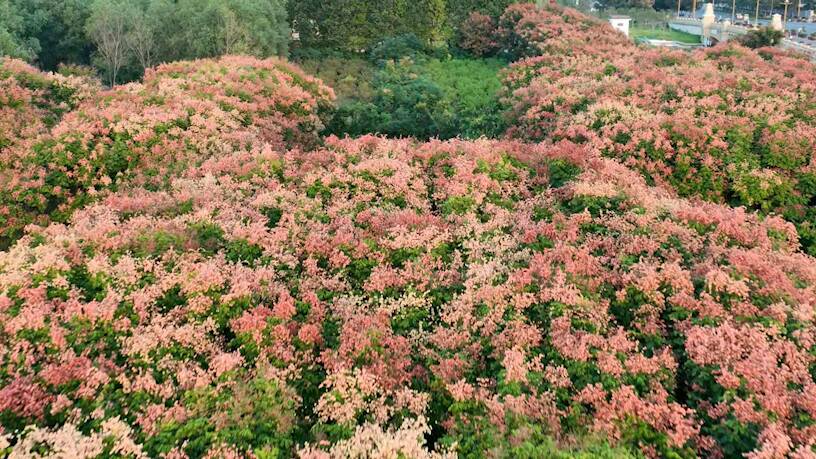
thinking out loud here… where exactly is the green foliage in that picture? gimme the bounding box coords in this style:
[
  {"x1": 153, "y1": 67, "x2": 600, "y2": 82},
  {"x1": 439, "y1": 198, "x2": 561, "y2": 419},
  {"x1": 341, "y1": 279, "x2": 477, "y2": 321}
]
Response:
[
  {"x1": 408, "y1": 0, "x2": 448, "y2": 45},
  {"x1": 323, "y1": 55, "x2": 507, "y2": 140},
  {"x1": 152, "y1": 0, "x2": 289, "y2": 62},
  {"x1": 441, "y1": 404, "x2": 638, "y2": 459},
  {"x1": 10, "y1": 0, "x2": 94, "y2": 70},
  {"x1": 370, "y1": 34, "x2": 430, "y2": 64},
  {"x1": 288, "y1": 0, "x2": 449, "y2": 54},
  {"x1": 85, "y1": 0, "x2": 138, "y2": 85},
  {"x1": 8, "y1": 0, "x2": 288, "y2": 81},
  {"x1": 299, "y1": 57, "x2": 376, "y2": 102},
  {"x1": 225, "y1": 239, "x2": 265, "y2": 266},
  {"x1": 368, "y1": 60, "x2": 451, "y2": 137},
  {"x1": 441, "y1": 196, "x2": 476, "y2": 215},
  {"x1": 261, "y1": 206, "x2": 284, "y2": 229},
  {"x1": 630, "y1": 26, "x2": 700, "y2": 44},
  {"x1": 0, "y1": 0, "x2": 35, "y2": 60},
  {"x1": 546, "y1": 158, "x2": 583, "y2": 188},
  {"x1": 146, "y1": 372, "x2": 297, "y2": 457},
  {"x1": 421, "y1": 58, "x2": 507, "y2": 137},
  {"x1": 324, "y1": 58, "x2": 454, "y2": 139},
  {"x1": 737, "y1": 27, "x2": 784, "y2": 49}
]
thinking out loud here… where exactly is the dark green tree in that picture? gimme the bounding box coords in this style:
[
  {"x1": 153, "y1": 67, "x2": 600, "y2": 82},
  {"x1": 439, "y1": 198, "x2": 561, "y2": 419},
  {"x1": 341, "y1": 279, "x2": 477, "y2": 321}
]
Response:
[
  {"x1": 0, "y1": 0, "x2": 35, "y2": 59},
  {"x1": 151, "y1": 0, "x2": 288, "y2": 61},
  {"x1": 325, "y1": 58, "x2": 457, "y2": 139},
  {"x1": 737, "y1": 27, "x2": 784, "y2": 48},
  {"x1": 10, "y1": 0, "x2": 94, "y2": 69},
  {"x1": 289, "y1": 0, "x2": 448, "y2": 53}
]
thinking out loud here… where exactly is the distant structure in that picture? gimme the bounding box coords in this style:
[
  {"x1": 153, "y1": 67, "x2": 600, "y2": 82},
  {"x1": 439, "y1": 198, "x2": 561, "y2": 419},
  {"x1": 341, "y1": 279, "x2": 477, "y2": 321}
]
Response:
[
  {"x1": 701, "y1": 3, "x2": 716, "y2": 44},
  {"x1": 609, "y1": 15, "x2": 632, "y2": 37},
  {"x1": 771, "y1": 13, "x2": 784, "y2": 30}
]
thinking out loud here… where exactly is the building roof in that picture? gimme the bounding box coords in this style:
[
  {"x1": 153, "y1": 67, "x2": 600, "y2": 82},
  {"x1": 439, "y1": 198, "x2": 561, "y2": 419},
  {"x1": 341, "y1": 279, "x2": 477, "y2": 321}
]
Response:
[{"x1": 609, "y1": 15, "x2": 631, "y2": 19}]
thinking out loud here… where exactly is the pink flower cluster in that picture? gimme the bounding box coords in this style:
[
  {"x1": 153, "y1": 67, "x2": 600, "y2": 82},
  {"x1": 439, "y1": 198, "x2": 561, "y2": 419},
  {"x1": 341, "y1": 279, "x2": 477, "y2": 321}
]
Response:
[
  {"x1": 3, "y1": 5, "x2": 816, "y2": 457},
  {"x1": 0, "y1": 55, "x2": 334, "y2": 250},
  {"x1": 501, "y1": 5, "x2": 816, "y2": 254},
  {"x1": 1, "y1": 125, "x2": 815, "y2": 456}
]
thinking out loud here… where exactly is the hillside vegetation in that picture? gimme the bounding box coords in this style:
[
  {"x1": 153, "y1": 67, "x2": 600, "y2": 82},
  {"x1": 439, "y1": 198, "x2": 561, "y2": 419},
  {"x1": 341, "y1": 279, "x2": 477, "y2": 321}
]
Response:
[
  {"x1": 501, "y1": 4, "x2": 816, "y2": 256},
  {"x1": 2, "y1": 3, "x2": 816, "y2": 459},
  {"x1": 0, "y1": 55, "x2": 334, "y2": 250}
]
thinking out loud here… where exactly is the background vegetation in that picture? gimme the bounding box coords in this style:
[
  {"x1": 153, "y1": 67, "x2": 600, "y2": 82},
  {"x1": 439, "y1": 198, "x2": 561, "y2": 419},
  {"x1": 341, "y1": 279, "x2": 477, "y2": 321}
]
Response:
[
  {"x1": 630, "y1": 26, "x2": 700, "y2": 43},
  {"x1": 0, "y1": 0, "x2": 533, "y2": 139}
]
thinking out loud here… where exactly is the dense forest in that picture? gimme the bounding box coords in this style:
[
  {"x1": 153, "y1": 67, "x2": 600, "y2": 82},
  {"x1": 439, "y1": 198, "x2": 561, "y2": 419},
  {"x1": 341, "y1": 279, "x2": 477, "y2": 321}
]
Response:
[
  {"x1": 0, "y1": 0, "x2": 531, "y2": 79},
  {"x1": 0, "y1": 0, "x2": 791, "y2": 72}
]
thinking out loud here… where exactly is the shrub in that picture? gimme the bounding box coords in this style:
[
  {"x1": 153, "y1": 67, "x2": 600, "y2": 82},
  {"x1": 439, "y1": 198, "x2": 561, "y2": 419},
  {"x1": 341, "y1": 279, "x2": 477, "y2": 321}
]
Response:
[
  {"x1": 458, "y1": 12, "x2": 499, "y2": 57},
  {"x1": 324, "y1": 56, "x2": 506, "y2": 140},
  {"x1": 422, "y1": 58, "x2": 507, "y2": 137},
  {"x1": 370, "y1": 33, "x2": 430, "y2": 64},
  {"x1": 2, "y1": 134, "x2": 816, "y2": 457},
  {"x1": 324, "y1": 59, "x2": 455, "y2": 139},
  {"x1": 500, "y1": 5, "x2": 816, "y2": 255},
  {"x1": 298, "y1": 57, "x2": 376, "y2": 102},
  {"x1": 736, "y1": 27, "x2": 784, "y2": 48},
  {"x1": 0, "y1": 55, "x2": 334, "y2": 250}
]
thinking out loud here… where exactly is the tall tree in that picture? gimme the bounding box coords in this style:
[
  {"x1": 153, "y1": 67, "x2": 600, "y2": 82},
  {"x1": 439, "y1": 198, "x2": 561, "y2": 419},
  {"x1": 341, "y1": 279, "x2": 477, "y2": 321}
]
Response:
[
  {"x1": 287, "y1": 0, "x2": 324, "y2": 48},
  {"x1": 126, "y1": 7, "x2": 156, "y2": 71},
  {"x1": 0, "y1": 0, "x2": 33, "y2": 59},
  {"x1": 227, "y1": 0, "x2": 289, "y2": 56},
  {"x1": 289, "y1": 0, "x2": 448, "y2": 52},
  {"x1": 86, "y1": 0, "x2": 134, "y2": 85},
  {"x1": 407, "y1": 0, "x2": 448, "y2": 45},
  {"x1": 218, "y1": 7, "x2": 249, "y2": 55},
  {"x1": 12, "y1": 0, "x2": 94, "y2": 70},
  {"x1": 152, "y1": 0, "x2": 288, "y2": 60}
]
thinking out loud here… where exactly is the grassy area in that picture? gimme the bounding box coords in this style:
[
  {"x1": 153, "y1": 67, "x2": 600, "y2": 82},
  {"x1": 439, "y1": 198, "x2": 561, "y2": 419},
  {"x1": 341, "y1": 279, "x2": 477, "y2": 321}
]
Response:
[
  {"x1": 630, "y1": 26, "x2": 701, "y2": 44},
  {"x1": 299, "y1": 56, "x2": 506, "y2": 107},
  {"x1": 311, "y1": 55, "x2": 508, "y2": 139},
  {"x1": 421, "y1": 58, "x2": 505, "y2": 114},
  {"x1": 421, "y1": 57, "x2": 507, "y2": 138}
]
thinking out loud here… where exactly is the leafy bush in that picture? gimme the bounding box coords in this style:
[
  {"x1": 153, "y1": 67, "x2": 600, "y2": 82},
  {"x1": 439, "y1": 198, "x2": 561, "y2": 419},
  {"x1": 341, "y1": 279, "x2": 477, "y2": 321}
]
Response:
[
  {"x1": 324, "y1": 56, "x2": 506, "y2": 140},
  {"x1": 422, "y1": 58, "x2": 507, "y2": 137},
  {"x1": 458, "y1": 12, "x2": 499, "y2": 57},
  {"x1": 299, "y1": 57, "x2": 376, "y2": 101},
  {"x1": 370, "y1": 33, "x2": 430, "y2": 64},
  {"x1": 325, "y1": 59, "x2": 454, "y2": 139},
  {"x1": 736, "y1": 27, "x2": 784, "y2": 48},
  {"x1": 0, "y1": 56, "x2": 334, "y2": 250},
  {"x1": 501, "y1": 4, "x2": 816, "y2": 255}
]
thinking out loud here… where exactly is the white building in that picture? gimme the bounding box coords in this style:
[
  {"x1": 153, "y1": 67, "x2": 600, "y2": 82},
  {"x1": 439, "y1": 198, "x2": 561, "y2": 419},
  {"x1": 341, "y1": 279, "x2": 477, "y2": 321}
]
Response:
[{"x1": 609, "y1": 15, "x2": 632, "y2": 37}]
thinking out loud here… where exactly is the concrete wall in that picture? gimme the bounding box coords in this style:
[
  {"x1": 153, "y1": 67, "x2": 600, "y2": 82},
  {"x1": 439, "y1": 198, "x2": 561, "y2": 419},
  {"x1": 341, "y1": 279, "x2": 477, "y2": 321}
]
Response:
[
  {"x1": 610, "y1": 19, "x2": 631, "y2": 37},
  {"x1": 668, "y1": 19, "x2": 749, "y2": 42},
  {"x1": 782, "y1": 39, "x2": 816, "y2": 60},
  {"x1": 669, "y1": 20, "x2": 706, "y2": 35}
]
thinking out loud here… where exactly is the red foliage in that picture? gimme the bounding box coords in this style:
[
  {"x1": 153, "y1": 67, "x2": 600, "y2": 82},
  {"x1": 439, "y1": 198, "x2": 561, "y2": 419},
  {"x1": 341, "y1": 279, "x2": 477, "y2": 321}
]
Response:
[
  {"x1": 459, "y1": 12, "x2": 498, "y2": 57},
  {"x1": 0, "y1": 55, "x2": 334, "y2": 249},
  {"x1": 502, "y1": 7, "x2": 816, "y2": 255}
]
